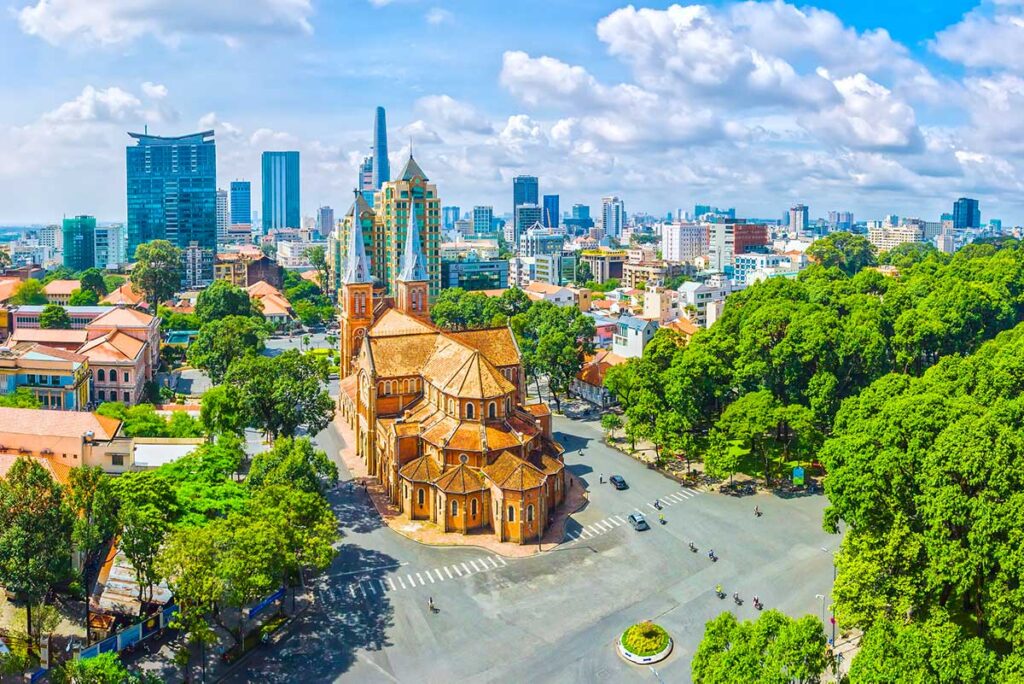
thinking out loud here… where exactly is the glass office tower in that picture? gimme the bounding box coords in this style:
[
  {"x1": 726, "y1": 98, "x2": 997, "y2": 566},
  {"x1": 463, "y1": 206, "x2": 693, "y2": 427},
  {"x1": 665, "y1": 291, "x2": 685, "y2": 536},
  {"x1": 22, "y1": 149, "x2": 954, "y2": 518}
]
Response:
[{"x1": 261, "y1": 151, "x2": 301, "y2": 232}]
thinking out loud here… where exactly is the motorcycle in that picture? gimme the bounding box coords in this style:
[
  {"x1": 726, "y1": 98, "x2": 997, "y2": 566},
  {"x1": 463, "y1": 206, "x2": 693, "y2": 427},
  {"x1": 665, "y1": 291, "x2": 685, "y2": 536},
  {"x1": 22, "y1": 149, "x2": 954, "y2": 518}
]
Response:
[
  {"x1": 688, "y1": 542, "x2": 697, "y2": 552},
  {"x1": 733, "y1": 593, "x2": 742, "y2": 605},
  {"x1": 753, "y1": 598, "x2": 763, "y2": 610}
]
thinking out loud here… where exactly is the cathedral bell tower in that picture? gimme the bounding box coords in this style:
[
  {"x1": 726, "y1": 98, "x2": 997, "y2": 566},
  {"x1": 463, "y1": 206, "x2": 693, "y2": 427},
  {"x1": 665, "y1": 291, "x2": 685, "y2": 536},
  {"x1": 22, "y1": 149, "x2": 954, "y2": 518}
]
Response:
[
  {"x1": 396, "y1": 197, "x2": 430, "y2": 320},
  {"x1": 340, "y1": 189, "x2": 374, "y2": 378}
]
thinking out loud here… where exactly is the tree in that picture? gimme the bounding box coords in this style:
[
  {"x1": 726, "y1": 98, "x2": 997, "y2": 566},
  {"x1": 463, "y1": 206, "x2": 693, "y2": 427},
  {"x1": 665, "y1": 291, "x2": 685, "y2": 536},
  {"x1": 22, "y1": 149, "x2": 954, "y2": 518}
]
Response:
[
  {"x1": 51, "y1": 651, "x2": 159, "y2": 684},
  {"x1": 0, "y1": 388, "x2": 42, "y2": 409},
  {"x1": 78, "y1": 267, "x2": 108, "y2": 296},
  {"x1": 195, "y1": 279, "x2": 258, "y2": 323},
  {"x1": 248, "y1": 484, "x2": 338, "y2": 581},
  {"x1": 200, "y1": 384, "x2": 248, "y2": 436},
  {"x1": 120, "y1": 404, "x2": 170, "y2": 438},
  {"x1": 692, "y1": 610, "x2": 827, "y2": 684},
  {"x1": 186, "y1": 315, "x2": 268, "y2": 384},
  {"x1": 38, "y1": 303, "x2": 71, "y2": 329},
  {"x1": 600, "y1": 413, "x2": 622, "y2": 436},
  {"x1": 805, "y1": 231, "x2": 877, "y2": 276},
  {"x1": 9, "y1": 278, "x2": 46, "y2": 305},
  {"x1": 155, "y1": 438, "x2": 246, "y2": 526},
  {"x1": 67, "y1": 466, "x2": 118, "y2": 570},
  {"x1": 305, "y1": 245, "x2": 329, "y2": 292},
  {"x1": 215, "y1": 511, "x2": 288, "y2": 643},
  {"x1": 42, "y1": 266, "x2": 74, "y2": 284},
  {"x1": 167, "y1": 411, "x2": 204, "y2": 438},
  {"x1": 430, "y1": 288, "x2": 498, "y2": 331},
  {"x1": 118, "y1": 502, "x2": 168, "y2": 603},
  {"x1": 225, "y1": 351, "x2": 334, "y2": 439},
  {"x1": 532, "y1": 306, "x2": 596, "y2": 411},
  {"x1": 132, "y1": 240, "x2": 183, "y2": 306},
  {"x1": 103, "y1": 274, "x2": 126, "y2": 294},
  {"x1": 0, "y1": 458, "x2": 73, "y2": 636},
  {"x1": 574, "y1": 260, "x2": 593, "y2": 285},
  {"x1": 247, "y1": 437, "x2": 338, "y2": 495},
  {"x1": 68, "y1": 288, "x2": 100, "y2": 306}
]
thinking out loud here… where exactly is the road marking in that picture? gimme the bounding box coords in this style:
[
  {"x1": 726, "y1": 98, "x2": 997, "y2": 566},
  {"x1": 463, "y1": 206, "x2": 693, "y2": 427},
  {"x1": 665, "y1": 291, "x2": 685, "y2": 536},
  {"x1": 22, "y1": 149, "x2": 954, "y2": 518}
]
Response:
[
  {"x1": 608, "y1": 517, "x2": 622, "y2": 527},
  {"x1": 614, "y1": 515, "x2": 627, "y2": 524},
  {"x1": 453, "y1": 564, "x2": 463, "y2": 577},
  {"x1": 485, "y1": 557, "x2": 499, "y2": 569},
  {"x1": 416, "y1": 572, "x2": 425, "y2": 585},
  {"x1": 470, "y1": 560, "x2": 482, "y2": 572},
  {"x1": 580, "y1": 529, "x2": 593, "y2": 539},
  {"x1": 445, "y1": 566, "x2": 453, "y2": 579},
  {"x1": 685, "y1": 487, "x2": 700, "y2": 495},
  {"x1": 426, "y1": 571, "x2": 435, "y2": 583},
  {"x1": 435, "y1": 569, "x2": 445, "y2": 581},
  {"x1": 387, "y1": 577, "x2": 396, "y2": 591},
  {"x1": 494, "y1": 556, "x2": 507, "y2": 566},
  {"x1": 588, "y1": 525, "x2": 603, "y2": 535},
  {"x1": 379, "y1": 579, "x2": 388, "y2": 592},
  {"x1": 358, "y1": 583, "x2": 367, "y2": 598},
  {"x1": 397, "y1": 576, "x2": 406, "y2": 590},
  {"x1": 647, "y1": 503, "x2": 658, "y2": 511},
  {"x1": 407, "y1": 574, "x2": 416, "y2": 587},
  {"x1": 348, "y1": 585, "x2": 357, "y2": 598},
  {"x1": 593, "y1": 521, "x2": 609, "y2": 531},
  {"x1": 461, "y1": 562, "x2": 473, "y2": 575}
]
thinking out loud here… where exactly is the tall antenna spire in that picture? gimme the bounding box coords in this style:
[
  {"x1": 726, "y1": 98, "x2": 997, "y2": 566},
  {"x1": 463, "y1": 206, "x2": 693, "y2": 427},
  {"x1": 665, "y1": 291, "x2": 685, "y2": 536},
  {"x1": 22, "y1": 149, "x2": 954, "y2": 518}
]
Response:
[{"x1": 398, "y1": 198, "x2": 429, "y2": 283}]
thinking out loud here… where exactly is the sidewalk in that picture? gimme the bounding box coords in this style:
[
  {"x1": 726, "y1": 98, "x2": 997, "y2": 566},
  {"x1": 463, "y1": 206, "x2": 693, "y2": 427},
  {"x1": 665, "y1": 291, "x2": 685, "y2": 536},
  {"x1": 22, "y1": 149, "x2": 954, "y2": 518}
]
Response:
[{"x1": 332, "y1": 416, "x2": 588, "y2": 558}]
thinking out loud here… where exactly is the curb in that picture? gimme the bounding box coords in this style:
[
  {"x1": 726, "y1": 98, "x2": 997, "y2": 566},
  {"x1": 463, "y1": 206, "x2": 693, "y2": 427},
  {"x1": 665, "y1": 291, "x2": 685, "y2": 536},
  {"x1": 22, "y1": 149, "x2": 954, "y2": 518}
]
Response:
[{"x1": 616, "y1": 634, "x2": 673, "y2": 666}]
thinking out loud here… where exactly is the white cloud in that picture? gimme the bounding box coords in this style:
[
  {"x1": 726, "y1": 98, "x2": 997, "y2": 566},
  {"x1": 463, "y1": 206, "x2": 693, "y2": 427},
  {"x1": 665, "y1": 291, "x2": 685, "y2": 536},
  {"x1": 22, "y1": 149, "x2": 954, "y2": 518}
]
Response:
[
  {"x1": 414, "y1": 95, "x2": 493, "y2": 134},
  {"x1": 16, "y1": 0, "x2": 314, "y2": 46},
  {"x1": 141, "y1": 82, "x2": 169, "y2": 100},
  {"x1": 932, "y1": 1, "x2": 1024, "y2": 71},
  {"x1": 425, "y1": 8, "x2": 453, "y2": 25}
]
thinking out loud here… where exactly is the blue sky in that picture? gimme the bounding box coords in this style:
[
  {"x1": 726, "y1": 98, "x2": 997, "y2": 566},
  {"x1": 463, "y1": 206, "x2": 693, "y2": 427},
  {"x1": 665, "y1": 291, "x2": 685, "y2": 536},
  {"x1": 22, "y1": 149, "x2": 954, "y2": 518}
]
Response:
[{"x1": 2, "y1": 0, "x2": 1022, "y2": 225}]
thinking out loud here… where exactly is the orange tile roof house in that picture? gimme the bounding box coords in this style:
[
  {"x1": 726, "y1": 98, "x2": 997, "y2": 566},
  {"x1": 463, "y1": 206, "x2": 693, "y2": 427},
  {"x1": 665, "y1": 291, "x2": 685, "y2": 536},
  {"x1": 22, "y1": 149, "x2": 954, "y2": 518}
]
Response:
[
  {"x1": 571, "y1": 350, "x2": 627, "y2": 408},
  {"x1": 79, "y1": 307, "x2": 160, "y2": 407},
  {"x1": 0, "y1": 407, "x2": 132, "y2": 473},
  {"x1": 99, "y1": 282, "x2": 146, "y2": 307},
  {"x1": 337, "y1": 204, "x2": 568, "y2": 544},
  {"x1": 246, "y1": 281, "x2": 294, "y2": 326},
  {"x1": 43, "y1": 279, "x2": 81, "y2": 305}
]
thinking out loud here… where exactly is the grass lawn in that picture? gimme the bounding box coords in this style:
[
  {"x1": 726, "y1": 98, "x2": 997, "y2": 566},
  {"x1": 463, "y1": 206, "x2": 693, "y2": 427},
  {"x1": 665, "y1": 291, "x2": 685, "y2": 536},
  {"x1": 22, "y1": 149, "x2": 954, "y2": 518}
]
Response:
[{"x1": 621, "y1": 621, "x2": 670, "y2": 656}]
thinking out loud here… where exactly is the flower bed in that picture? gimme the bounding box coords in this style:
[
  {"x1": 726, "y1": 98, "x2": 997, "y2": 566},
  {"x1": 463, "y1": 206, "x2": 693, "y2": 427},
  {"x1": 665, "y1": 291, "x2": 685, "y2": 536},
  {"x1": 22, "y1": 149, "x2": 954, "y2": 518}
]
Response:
[{"x1": 618, "y1": 621, "x2": 672, "y2": 664}]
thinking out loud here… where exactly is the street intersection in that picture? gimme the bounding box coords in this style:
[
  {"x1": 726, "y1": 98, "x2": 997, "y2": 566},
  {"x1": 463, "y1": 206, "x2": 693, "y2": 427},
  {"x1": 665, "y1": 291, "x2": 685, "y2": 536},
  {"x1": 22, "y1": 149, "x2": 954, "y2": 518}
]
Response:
[{"x1": 230, "y1": 415, "x2": 837, "y2": 683}]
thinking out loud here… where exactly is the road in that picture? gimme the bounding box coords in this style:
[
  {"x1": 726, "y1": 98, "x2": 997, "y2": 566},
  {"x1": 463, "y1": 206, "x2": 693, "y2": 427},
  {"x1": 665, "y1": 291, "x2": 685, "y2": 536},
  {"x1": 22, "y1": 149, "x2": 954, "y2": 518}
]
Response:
[{"x1": 230, "y1": 415, "x2": 838, "y2": 683}]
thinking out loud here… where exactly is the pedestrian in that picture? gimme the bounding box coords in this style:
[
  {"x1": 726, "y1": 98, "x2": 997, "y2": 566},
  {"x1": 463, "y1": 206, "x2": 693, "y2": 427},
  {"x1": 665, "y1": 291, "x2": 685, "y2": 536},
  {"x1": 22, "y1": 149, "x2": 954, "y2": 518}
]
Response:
[{"x1": 599, "y1": 474, "x2": 604, "y2": 484}]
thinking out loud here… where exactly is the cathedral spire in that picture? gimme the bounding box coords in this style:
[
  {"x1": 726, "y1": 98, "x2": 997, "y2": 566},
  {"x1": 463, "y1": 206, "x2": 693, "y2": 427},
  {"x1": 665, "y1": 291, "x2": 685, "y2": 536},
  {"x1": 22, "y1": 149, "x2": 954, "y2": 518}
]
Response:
[
  {"x1": 343, "y1": 189, "x2": 372, "y2": 284},
  {"x1": 398, "y1": 198, "x2": 429, "y2": 283}
]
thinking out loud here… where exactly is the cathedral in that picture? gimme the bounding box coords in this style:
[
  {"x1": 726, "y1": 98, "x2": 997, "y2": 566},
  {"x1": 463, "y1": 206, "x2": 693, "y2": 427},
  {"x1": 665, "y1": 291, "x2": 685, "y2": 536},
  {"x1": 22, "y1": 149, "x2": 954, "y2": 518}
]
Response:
[{"x1": 337, "y1": 167, "x2": 568, "y2": 544}]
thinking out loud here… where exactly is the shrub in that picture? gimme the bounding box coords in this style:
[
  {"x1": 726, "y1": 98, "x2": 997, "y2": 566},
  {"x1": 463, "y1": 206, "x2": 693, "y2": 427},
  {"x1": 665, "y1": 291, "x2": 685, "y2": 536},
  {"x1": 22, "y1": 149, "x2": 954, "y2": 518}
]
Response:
[{"x1": 621, "y1": 621, "x2": 669, "y2": 656}]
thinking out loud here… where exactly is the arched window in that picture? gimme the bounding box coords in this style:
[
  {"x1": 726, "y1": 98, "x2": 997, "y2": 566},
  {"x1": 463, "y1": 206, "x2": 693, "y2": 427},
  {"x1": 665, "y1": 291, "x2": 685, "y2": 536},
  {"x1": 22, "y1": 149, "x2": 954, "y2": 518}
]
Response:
[
  {"x1": 451, "y1": 500, "x2": 459, "y2": 516},
  {"x1": 488, "y1": 402, "x2": 497, "y2": 418},
  {"x1": 123, "y1": 371, "x2": 130, "y2": 383},
  {"x1": 98, "y1": 390, "x2": 105, "y2": 401},
  {"x1": 385, "y1": 381, "x2": 392, "y2": 395},
  {"x1": 471, "y1": 498, "x2": 478, "y2": 517},
  {"x1": 466, "y1": 403, "x2": 474, "y2": 419},
  {"x1": 97, "y1": 369, "x2": 105, "y2": 382},
  {"x1": 507, "y1": 506, "x2": 515, "y2": 522},
  {"x1": 527, "y1": 504, "x2": 535, "y2": 522},
  {"x1": 417, "y1": 488, "x2": 425, "y2": 506},
  {"x1": 378, "y1": 382, "x2": 385, "y2": 394},
  {"x1": 448, "y1": 398, "x2": 455, "y2": 414}
]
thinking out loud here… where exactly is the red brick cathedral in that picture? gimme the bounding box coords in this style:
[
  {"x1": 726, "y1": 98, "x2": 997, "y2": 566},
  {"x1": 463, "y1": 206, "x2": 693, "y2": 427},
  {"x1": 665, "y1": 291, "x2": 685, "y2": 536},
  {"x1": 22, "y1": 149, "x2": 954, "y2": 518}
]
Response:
[{"x1": 338, "y1": 191, "x2": 568, "y2": 544}]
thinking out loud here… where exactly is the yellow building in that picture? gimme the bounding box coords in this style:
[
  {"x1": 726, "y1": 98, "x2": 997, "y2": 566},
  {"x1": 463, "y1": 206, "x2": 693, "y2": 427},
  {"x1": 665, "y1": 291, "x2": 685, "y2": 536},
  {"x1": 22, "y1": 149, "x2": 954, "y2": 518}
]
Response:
[
  {"x1": 338, "y1": 206, "x2": 567, "y2": 544},
  {"x1": 0, "y1": 343, "x2": 91, "y2": 410}
]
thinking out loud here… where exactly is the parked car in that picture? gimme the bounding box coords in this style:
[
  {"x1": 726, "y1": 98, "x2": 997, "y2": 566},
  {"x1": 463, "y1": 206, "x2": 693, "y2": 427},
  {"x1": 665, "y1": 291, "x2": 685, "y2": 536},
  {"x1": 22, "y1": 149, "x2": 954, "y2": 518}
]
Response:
[
  {"x1": 627, "y1": 513, "x2": 649, "y2": 531},
  {"x1": 609, "y1": 475, "x2": 628, "y2": 490}
]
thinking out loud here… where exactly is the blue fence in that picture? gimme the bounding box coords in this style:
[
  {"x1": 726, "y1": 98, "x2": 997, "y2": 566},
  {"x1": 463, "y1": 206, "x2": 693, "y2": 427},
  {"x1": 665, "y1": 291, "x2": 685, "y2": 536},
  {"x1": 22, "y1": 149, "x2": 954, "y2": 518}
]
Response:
[{"x1": 79, "y1": 604, "x2": 178, "y2": 661}]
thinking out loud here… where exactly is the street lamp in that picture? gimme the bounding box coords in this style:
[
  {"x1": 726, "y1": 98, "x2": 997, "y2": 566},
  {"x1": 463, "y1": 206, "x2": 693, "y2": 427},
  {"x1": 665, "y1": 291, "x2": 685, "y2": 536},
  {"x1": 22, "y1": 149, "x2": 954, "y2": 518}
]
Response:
[{"x1": 815, "y1": 594, "x2": 825, "y2": 628}]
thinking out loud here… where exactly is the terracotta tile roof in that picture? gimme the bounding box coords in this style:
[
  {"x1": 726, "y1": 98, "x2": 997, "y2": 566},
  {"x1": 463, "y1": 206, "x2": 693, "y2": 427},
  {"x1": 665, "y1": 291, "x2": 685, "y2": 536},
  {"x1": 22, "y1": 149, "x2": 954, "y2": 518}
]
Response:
[
  {"x1": 539, "y1": 454, "x2": 565, "y2": 475},
  {"x1": 43, "y1": 279, "x2": 81, "y2": 296},
  {"x1": 256, "y1": 292, "x2": 293, "y2": 317},
  {"x1": 482, "y1": 451, "x2": 546, "y2": 491},
  {"x1": 9, "y1": 328, "x2": 88, "y2": 346},
  {"x1": 78, "y1": 330, "x2": 146, "y2": 362},
  {"x1": 591, "y1": 299, "x2": 614, "y2": 310},
  {"x1": 446, "y1": 422, "x2": 484, "y2": 451},
  {"x1": 423, "y1": 344, "x2": 513, "y2": 400},
  {"x1": 100, "y1": 283, "x2": 145, "y2": 306},
  {"x1": 1, "y1": 342, "x2": 88, "y2": 365},
  {"x1": 0, "y1": 407, "x2": 121, "y2": 440},
  {"x1": 371, "y1": 308, "x2": 436, "y2": 337},
  {"x1": 434, "y1": 464, "x2": 486, "y2": 493},
  {"x1": 399, "y1": 455, "x2": 442, "y2": 483},
  {"x1": 483, "y1": 423, "x2": 525, "y2": 451},
  {"x1": 88, "y1": 307, "x2": 155, "y2": 329},
  {"x1": 420, "y1": 415, "x2": 461, "y2": 449},
  {"x1": 524, "y1": 282, "x2": 568, "y2": 296},
  {"x1": 369, "y1": 333, "x2": 440, "y2": 377},
  {"x1": 0, "y1": 454, "x2": 73, "y2": 487},
  {"x1": 247, "y1": 280, "x2": 282, "y2": 297},
  {"x1": 522, "y1": 403, "x2": 551, "y2": 417},
  {"x1": 447, "y1": 327, "x2": 520, "y2": 368},
  {"x1": 0, "y1": 278, "x2": 20, "y2": 303},
  {"x1": 576, "y1": 350, "x2": 627, "y2": 386},
  {"x1": 479, "y1": 289, "x2": 508, "y2": 298},
  {"x1": 665, "y1": 318, "x2": 699, "y2": 337},
  {"x1": 300, "y1": 270, "x2": 321, "y2": 285},
  {"x1": 339, "y1": 375, "x2": 357, "y2": 403}
]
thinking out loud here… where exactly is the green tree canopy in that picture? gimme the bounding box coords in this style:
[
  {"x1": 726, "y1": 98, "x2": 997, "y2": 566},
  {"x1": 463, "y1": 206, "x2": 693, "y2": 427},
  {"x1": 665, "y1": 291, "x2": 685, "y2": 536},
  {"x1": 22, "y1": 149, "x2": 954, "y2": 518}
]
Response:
[
  {"x1": 247, "y1": 437, "x2": 338, "y2": 495},
  {"x1": 132, "y1": 240, "x2": 183, "y2": 306},
  {"x1": 195, "y1": 279, "x2": 258, "y2": 323},
  {"x1": 805, "y1": 231, "x2": 877, "y2": 276},
  {"x1": 186, "y1": 315, "x2": 268, "y2": 384},
  {"x1": 68, "y1": 288, "x2": 100, "y2": 306},
  {"x1": 78, "y1": 267, "x2": 108, "y2": 296},
  {"x1": 0, "y1": 388, "x2": 42, "y2": 409},
  {"x1": 200, "y1": 384, "x2": 248, "y2": 436},
  {"x1": 38, "y1": 303, "x2": 71, "y2": 329},
  {"x1": 9, "y1": 278, "x2": 46, "y2": 305}
]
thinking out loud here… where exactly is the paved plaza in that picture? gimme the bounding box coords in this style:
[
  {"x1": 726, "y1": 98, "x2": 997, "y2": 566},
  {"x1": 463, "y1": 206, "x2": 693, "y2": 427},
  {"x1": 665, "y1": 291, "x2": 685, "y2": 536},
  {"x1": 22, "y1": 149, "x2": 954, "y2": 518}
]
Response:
[{"x1": 229, "y1": 415, "x2": 838, "y2": 683}]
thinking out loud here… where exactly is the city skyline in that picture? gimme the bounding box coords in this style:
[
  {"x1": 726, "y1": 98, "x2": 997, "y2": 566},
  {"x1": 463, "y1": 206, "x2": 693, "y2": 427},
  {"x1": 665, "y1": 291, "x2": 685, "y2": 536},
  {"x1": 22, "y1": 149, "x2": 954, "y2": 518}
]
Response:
[{"x1": 1, "y1": 0, "x2": 1023, "y2": 224}]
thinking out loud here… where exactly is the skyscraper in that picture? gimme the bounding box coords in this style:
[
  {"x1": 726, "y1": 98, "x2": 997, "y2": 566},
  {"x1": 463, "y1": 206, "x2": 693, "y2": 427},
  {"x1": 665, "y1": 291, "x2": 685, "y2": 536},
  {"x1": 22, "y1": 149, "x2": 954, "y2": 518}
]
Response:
[
  {"x1": 953, "y1": 197, "x2": 981, "y2": 229},
  {"x1": 126, "y1": 130, "x2": 217, "y2": 281},
  {"x1": 789, "y1": 204, "x2": 809, "y2": 234},
  {"x1": 261, "y1": 151, "x2": 300, "y2": 232},
  {"x1": 317, "y1": 206, "x2": 335, "y2": 238},
  {"x1": 216, "y1": 189, "x2": 229, "y2": 245},
  {"x1": 513, "y1": 175, "x2": 539, "y2": 210},
  {"x1": 543, "y1": 194, "x2": 560, "y2": 228},
  {"x1": 442, "y1": 206, "x2": 461, "y2": 231},
  {"x1": 372, "y1": 106, "x2": 390, "y2": 190},
  {"x1": 472, "y1": 206, "x2": 494, "y2": 236},
  {"x1": 230, "y1": 181, "x2": 251, "y2": 227},
  {"x1": 359, "y1": 156, "x2": 374, "y2": 192},
  {"x1": 94, "y1": 223, "x2": 127, "y2": 270},
  {"x1": 600, "y1": 196, "x2": 625, "y2": 238},
  {"x1": 375, "y1": 154, "x2": 441, "y2": 298},
  {"x1": 572, "y1": 204, "x2": 590, "y2": 220},
  {"x1": 513, "y1": 204, "x2": 543, "y2": 248},
  {"x1": 62, "y1": 215, "x2": 96, "y2": 271}
]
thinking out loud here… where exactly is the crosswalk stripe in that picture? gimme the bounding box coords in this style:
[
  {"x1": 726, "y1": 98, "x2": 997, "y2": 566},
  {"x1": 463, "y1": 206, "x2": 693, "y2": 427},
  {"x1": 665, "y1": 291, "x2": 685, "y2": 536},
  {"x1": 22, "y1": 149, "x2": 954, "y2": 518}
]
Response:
[
  {"x1": 495, "y1": 556, "x2": 507, "y2": 566},
  {"x1": 435, "y1": 569, "x2": 445, "y2": 581},
  {"x1": 386, "y1": 578, "x2": 394, "y2": 591},
  {"x1": 614, "y1": 515, "x2": 627, "y2": 524},
  {"x1": 416, "y1": 572, "x2": 425, "y2": 585},
  {"x1": 444, "y1": 566, "x2": 453, "y2": 579},
  {"x1": 486, "y1": 557, "x2": 499, "y2": 569},
  {"x1": 453, "y1": 564, "x2": 463, "y2": 577},
  {"x1": 470, "y1": 559, "x2": 482, "y2": 572},
  {"x1": 365, "y1": 581, "x2": 375, "y2": 595},
  {"x1": 676, "y1": 492, "x2": 692, "y2": 500},
  {"x1": 348, "y1": 584, "x2": 356, "y2": 598},
  {"x1": 647, "y1": 503, "x2": 659, "y2": 511},
  {"x1": 360, "y1": 583, "x2": 368, "y2": 598},
  {"x1": 426, "y1": 571, "x2": 435, "y2": 583},
  {"x1": 589, "y1": 525, "x2": 603, "y2": 534},
  {"x1": 685, "y1": 487, "x2": 700, "y2": 495},
  {"x1": 595, "y1": 520, "x2": 611, "y2": 531},
  {"x1": 407, "y1": 574, "x2": 416, "y2": 587},
  {"x1": 461, "y1": 562, "x2": 472, "y2": 575},
  {"x1": 608, "y1": 517, "x2": 621, "y2": 527},
  {"x1": 397, "y1": 576, "x2": 406, "y2": 590},
  {"x1": 580, "y1": 529, "x2": 593, "y2": 539}
]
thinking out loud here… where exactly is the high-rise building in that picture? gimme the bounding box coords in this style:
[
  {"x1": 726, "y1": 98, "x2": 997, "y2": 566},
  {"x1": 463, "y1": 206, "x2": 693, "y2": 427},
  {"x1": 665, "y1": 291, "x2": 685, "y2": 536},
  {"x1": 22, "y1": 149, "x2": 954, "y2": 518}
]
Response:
[
  {"x1": 216, "y1": 189, "x2": 229, "y2": 245},
  {"x1": 513, "y1": 175, "x2": 539, "y2": 210},
  {"x1": 708, "y1": 223, "x2": 769, "y2": 271},
  {"x1": 230, "y1": 181, "x2": 251, "y2": 227},
  {"x1": 442, "y1": 206, "x2": 461, "y2": 231},
  {"x1": 261, "y1": 151, "x2": 300, "y2": 232},
  {"x1": 62, "y1": 215, "x2": 96, "y2": 271},
  {"x1": 359, "y1": 156, "x2": 374, "y2": 193},
  {"x1": 513, "y1": 204, "x2": 542, "y2": 248},
  {"x1": 600, "y1": 196, "x2": 626, "y2": 238},
  {"x1": 543, "y1": 195, "x2": 560, "y2": 228},
  {"x1": 372, "y1": 106, "x2": 390, "y2": 190},
  {"x1": 375, "y1": 155, "x2": 441, "y2": 298},
  {"x1": 94, "y1": 223, "x2": 127, "y2": 270},
  {"x1": 953, "y1": 197, "x2": 981, "y2": 229},
  {"x1": 828, "y1": 211, "x2": 854, "y2": 232},
  {"x1": 126, "y1": 130, "x2": 217, "y2": 282},
  {"x1": 317, "y1": 206, "x2": 335, "y2": 238},
  {"x1": 472, "y1": 206, "x2": 494, "y2": 237},
  {"x1": 661, "y1": 222, "x2": 707, "y2": 263},
  {"x1": 572, "y1": 204, "x2": 590, "y2": 220},
  {"x1": 789, "y1": 204, "x2": 809, "y2": 234},
  {"x1": 39, "y1": 225, "x2": 63, "y2": 253}
]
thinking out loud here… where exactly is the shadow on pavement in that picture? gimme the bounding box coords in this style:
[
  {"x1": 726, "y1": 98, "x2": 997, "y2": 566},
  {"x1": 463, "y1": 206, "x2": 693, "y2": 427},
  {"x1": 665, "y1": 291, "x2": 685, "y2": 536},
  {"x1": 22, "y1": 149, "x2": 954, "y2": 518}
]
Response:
[
  {"x1": 330, "y1": 485, "x2": 385, "y2": 535},
  {"x1": 553, "y1": 431, "x2": 592, "y2": 453},
  {"x1": 227, "y1": 546, "x2": 397, "y2": 683}
]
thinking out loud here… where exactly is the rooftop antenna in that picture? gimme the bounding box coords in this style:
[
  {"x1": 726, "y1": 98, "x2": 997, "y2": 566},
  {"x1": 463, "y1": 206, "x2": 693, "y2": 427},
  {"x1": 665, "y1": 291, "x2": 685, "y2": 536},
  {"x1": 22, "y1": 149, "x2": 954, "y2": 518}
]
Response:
[
  {"x1": 144, "y1": 124, "x2": 148, "y2": 135},
  {"x1": 409, "y1": 137, "x2": 413, "y2": 158}
]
